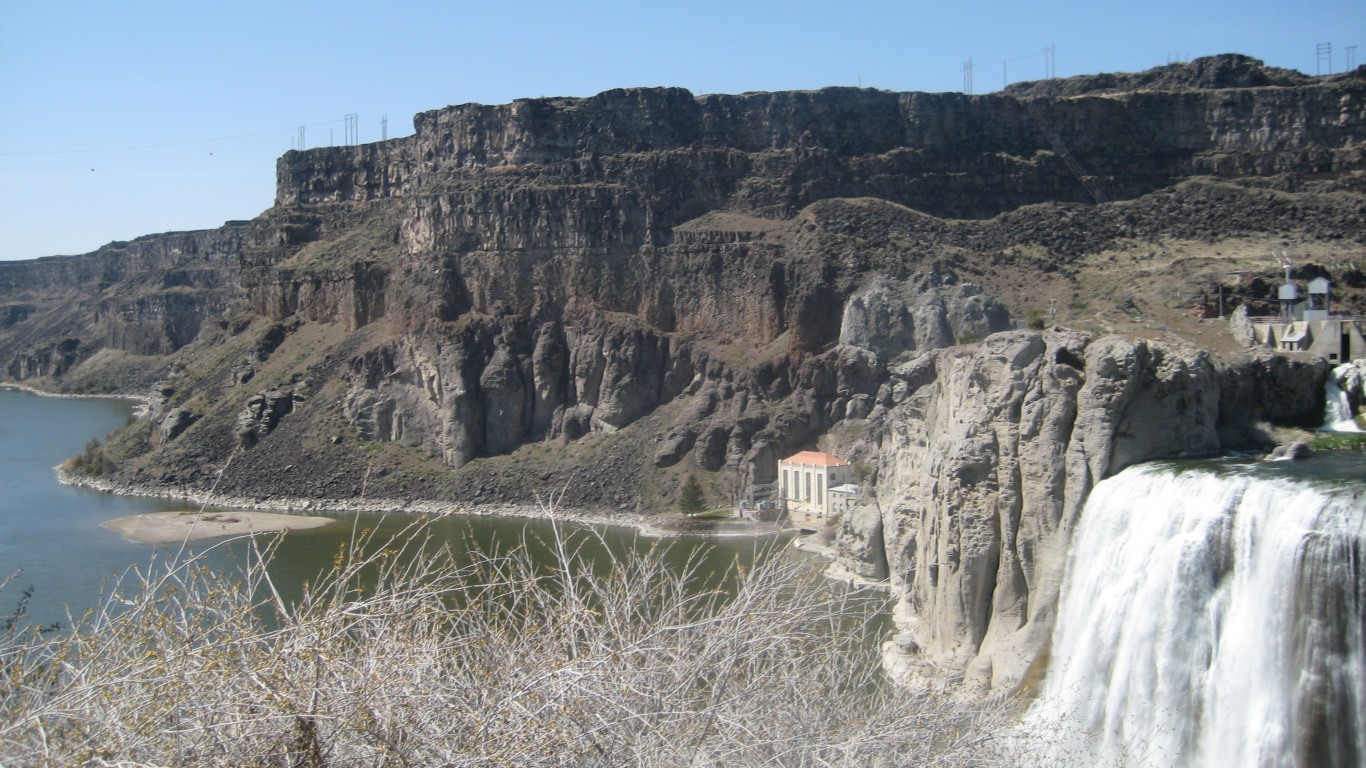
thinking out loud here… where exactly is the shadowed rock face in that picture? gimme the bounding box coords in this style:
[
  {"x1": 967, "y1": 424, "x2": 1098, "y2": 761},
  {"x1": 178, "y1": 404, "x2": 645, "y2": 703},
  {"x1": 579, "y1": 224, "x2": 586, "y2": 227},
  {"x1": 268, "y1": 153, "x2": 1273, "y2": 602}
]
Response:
[{"x1": 0, "y1": 56, "x2": 1360, "y2": 689}]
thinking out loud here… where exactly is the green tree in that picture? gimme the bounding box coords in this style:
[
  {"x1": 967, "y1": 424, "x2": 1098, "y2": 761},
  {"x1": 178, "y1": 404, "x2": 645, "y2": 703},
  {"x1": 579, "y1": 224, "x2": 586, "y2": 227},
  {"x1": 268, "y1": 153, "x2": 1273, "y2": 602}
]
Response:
[{"x1": 679, "y1": 475, "x2": 706, "y2": 514}]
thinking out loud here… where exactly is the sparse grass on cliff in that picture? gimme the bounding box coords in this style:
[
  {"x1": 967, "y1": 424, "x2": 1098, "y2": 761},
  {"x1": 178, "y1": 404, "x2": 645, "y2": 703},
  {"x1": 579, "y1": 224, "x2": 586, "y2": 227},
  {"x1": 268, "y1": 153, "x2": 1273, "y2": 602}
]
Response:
[{"x1": 0, "y1": 508, "x2": 1018, "y2": 767}]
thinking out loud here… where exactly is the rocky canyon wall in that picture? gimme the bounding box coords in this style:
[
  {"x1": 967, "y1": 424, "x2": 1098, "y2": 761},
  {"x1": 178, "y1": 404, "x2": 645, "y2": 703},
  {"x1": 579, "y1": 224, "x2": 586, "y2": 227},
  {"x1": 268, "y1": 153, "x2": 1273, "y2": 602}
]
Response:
[
  {"x1": 832, "y1": 330, "x2": 1325, "y2": 692},
  {"x1": 0, "y1": 224, "x2": 248, "y2": 379},
  {"x1": 0, "y1": 56, "x2": 1359, "y2": 691},
  {"x1": 277, "y1": 67, "x2": 1366, "y2": 218}
]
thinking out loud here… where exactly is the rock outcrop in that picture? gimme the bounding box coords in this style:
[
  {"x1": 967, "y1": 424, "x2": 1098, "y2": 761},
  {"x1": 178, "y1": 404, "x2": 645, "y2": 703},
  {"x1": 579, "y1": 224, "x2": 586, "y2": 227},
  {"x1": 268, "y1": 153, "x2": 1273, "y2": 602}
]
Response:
[
  {"x1": 237, "y1": 388, "x2": 305, "y2": 448},
  {"x1": 1335, "y1": 359, "x2": 1366, "y2": 413},
  {"x1": 836, "y1": 330, "x2": 1324, "y2": 692}
]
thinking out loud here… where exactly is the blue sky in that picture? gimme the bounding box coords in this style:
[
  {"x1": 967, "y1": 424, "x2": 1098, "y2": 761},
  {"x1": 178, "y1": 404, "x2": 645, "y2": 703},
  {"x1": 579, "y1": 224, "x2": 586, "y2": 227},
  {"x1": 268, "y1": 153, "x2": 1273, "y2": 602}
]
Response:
[{"x1": 1, "y1": 0, "x2": 1361, "y2": 261}]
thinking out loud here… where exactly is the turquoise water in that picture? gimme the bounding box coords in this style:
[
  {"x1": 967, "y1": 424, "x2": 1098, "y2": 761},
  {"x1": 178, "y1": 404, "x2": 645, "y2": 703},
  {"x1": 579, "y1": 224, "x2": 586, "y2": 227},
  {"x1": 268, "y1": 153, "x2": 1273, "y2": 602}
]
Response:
[{"x1": 0, "y1": 386, "x2": 801, "y2": 630}]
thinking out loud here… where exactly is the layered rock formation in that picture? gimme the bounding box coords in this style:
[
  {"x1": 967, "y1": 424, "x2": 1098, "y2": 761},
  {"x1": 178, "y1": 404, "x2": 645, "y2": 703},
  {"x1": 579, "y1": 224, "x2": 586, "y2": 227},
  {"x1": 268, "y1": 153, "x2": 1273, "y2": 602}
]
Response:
[
  {"x1": 1, "y1": 55, "x2": 1363, "y2": 691},
  {"x1": 0, "y1": 225, "x2": 246, "y2": 383}
]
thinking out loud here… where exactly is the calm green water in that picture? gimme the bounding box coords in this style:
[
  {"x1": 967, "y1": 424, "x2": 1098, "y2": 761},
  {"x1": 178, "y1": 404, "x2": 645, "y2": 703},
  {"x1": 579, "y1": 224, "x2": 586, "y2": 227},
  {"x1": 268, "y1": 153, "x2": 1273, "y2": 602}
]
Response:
[{"x1": 0, "y1": 387, "x2": 802, "y2": 630}]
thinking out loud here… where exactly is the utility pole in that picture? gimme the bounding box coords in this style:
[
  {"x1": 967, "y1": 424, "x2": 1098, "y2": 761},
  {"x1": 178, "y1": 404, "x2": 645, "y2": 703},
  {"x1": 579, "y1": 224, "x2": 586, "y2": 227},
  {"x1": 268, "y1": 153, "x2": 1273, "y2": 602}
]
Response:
[
  {"x1": 297, "y1": 125, "x2": 305, "y2": 151},
  {"x1": 1045, "y1": 44, "x2": 1056, "y2": 79},
  {"x1": 1317, "y1": 42, "x2": 1333, "y2": 75},
  {"x1": 344, "y1": 113, "x2": 358, "y2": 145},
  {"x1": 381, "y1": 114, "x2": 388, "y2": 141},
  {"x1": 1348, "y1": 45, "x2": 1358, "y2": 72},
  {"x1": 963, "y1": 58, "x2": 974, "y2": 95}
]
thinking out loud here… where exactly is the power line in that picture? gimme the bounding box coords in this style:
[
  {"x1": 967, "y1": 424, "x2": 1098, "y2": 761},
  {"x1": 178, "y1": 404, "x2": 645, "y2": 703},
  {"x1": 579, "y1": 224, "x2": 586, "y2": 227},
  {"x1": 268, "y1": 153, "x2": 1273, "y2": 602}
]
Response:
[
  {"x1": 3, "y1": 127, "x2": 290, "y2": 157},
  {"x1": 963, "y1": 46, "x2": 1057, "y2": 92},
  {"x1": 1021, "y1": 97, "x2": 1106, "y2": 205},
  {"x1": 344, "y1": 113, "x2": 359, "y2": 145},
  {"x1": 2, "y1": 118, "x2": 354, "y2": 158}
]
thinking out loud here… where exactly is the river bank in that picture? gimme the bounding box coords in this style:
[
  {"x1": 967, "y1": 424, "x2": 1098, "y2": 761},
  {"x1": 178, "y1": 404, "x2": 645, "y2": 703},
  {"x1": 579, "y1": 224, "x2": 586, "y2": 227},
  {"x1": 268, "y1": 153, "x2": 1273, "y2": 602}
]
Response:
[
  {"x1": 57, "y1": 467, "x2": 789, "y2": 542},
  {"x1": 15, "y1": 380, "x2": 804, "y2": 545},
  {"x1": 101, "y1": 509, "x2": 335, "y2": 543},
  {"x1": 2, "y1": 384, "x2": 821, "y2": 647},
  {"x1": 0, "y1": 382, "x2": 153, "y2": 415}
]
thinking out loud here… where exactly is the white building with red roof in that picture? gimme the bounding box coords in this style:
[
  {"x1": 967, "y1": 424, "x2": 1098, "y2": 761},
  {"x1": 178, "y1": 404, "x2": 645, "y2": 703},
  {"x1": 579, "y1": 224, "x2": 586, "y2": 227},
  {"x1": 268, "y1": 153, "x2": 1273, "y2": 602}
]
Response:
[{"x1": 778, "y1": 450, "x2": 853, "y2": 524}]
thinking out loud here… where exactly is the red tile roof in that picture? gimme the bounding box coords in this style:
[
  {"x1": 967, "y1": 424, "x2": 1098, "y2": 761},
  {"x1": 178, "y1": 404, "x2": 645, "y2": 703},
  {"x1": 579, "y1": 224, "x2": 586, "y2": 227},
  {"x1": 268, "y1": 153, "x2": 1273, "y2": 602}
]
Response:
[{"x1": 781, "y1": 450, "x2": 849, "y2": 467}]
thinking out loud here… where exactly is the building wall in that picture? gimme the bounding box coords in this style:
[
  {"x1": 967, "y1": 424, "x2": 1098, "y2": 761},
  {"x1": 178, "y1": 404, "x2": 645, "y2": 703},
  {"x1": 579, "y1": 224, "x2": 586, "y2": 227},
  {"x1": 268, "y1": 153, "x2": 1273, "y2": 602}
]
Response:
[
  {"x1": 828, "y1": 489, "x2": 859, "y2": 517},
  {"x1": 1249, "y1": 318, "x2": 1366, "y2": 363},
  {"x1": 779, "y1": 460, "x2": 852, "y2": 518}
]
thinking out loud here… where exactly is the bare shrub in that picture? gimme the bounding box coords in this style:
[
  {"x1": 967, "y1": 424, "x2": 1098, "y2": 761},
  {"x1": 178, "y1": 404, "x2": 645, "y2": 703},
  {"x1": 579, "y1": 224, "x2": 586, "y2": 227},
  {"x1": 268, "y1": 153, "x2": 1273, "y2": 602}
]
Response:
[{"x1": 0, "y1": 505, "x2": 1018, "y2": 766}]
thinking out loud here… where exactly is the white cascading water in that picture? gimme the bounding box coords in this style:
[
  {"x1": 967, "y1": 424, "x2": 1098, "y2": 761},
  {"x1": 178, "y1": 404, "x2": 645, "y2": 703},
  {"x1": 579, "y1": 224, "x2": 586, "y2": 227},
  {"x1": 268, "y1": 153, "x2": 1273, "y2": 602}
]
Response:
[
  {"x1": 1027, "y1": 462, "x2": 1365, "y2": 767},
  {"x1": 1324, "y1": 363, "x2": 1363, "y2": 433}
]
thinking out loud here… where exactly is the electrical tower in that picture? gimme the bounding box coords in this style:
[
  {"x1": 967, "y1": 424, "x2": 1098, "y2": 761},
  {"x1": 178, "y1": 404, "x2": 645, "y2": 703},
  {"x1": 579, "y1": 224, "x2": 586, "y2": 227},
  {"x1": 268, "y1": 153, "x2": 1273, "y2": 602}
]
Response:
[
  {"x1": 344, "y1": 113, "x2": 359, "y2": 145},
  {"x1": 1317, "y1": 42, "x2": 1332, "y2": 75},
  {"x1": 963, "y1": 58, "x2": 974, "y2": 95},
  {"x1": 297, "y1": 125, "x2": 305, "y2": 151},
  {"x1": 381, "y1": 114, "x2": 388, "y2": 141},
  {"x1": 1045, "y1": 44, "x2": 1055, "y2": 79},
  {"x1": 1349, "y1": 45, "x2": 1358, "y2": 72}
]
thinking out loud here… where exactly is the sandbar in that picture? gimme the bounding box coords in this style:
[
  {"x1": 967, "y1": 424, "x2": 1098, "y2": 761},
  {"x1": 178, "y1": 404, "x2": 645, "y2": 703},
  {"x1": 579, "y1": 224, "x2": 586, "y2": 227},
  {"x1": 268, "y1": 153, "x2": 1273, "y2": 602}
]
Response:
[{"x1": 102, "y1": 510, "x2": 335, "y2": 544}]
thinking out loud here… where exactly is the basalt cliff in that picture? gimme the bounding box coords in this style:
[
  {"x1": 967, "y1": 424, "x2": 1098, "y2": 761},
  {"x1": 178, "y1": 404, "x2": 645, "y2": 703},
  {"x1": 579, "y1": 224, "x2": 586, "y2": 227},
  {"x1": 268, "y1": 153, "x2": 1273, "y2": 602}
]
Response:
[{"x1": 2, "y1": 54, "x2": 1363, "y2": 691}]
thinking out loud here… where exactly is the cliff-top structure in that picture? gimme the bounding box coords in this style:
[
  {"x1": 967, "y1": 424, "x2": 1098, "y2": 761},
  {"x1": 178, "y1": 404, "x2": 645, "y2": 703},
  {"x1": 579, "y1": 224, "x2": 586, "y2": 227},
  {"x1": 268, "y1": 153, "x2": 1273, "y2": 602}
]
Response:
[{"x1": 1, "y1": 53, "x2": 1363, "y2": 691}]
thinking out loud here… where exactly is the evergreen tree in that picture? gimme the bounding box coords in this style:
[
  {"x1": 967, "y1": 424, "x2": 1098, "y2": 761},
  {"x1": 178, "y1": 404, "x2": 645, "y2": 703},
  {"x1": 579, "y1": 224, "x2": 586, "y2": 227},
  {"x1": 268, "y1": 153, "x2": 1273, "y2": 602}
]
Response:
[{"x1": 679, "y1": 475, "x2": 706, "y2": 514}]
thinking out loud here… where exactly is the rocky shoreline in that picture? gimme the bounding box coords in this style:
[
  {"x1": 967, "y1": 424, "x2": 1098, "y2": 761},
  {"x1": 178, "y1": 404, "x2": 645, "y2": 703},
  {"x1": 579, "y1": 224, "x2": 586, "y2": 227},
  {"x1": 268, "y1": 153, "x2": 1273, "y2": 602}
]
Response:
[
  {"x1": 56, "y1": 465, "x2": 787, "y2": 542},
  {"x1": 1, "y1": 382, "x2": 154, "y2": 415},
  {"x1": 15, "y1": 381, "x2": 802, "y2": 544}
]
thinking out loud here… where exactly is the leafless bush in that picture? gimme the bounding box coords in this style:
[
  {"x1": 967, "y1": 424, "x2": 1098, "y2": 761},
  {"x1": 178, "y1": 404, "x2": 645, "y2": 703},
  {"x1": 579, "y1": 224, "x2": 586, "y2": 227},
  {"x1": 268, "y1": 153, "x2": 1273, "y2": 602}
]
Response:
[{"x1": 1, "y1": 506, "x2": 1020, "y2": 766}]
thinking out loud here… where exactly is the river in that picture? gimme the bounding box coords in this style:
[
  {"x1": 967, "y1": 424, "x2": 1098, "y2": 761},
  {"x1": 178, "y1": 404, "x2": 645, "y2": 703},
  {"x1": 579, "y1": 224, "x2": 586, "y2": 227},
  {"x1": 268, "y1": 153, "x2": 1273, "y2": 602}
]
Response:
[{"x1": 0, "y1": 387, "x2": 796, "y2": 631}]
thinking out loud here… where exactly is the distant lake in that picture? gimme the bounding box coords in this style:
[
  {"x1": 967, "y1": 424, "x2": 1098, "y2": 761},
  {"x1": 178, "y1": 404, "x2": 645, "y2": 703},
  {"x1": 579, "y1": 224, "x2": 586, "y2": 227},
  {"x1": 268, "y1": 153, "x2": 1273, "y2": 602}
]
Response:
[{"x1": 0, "y1": 387, "x2": 803, "y2": 631}]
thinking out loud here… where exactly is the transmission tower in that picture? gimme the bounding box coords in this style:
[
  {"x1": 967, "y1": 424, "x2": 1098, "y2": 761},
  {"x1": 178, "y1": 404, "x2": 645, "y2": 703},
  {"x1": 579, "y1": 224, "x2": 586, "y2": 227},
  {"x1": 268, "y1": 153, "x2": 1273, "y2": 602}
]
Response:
[
  {"x1": 963, "y1": 58, "x2": 974, "y2": 95},
  {"x1": 344, "y1": 113, "x2": 359, "y2": 145},
  {"x1": 1045, "y1": 44, "x2": 1056, "y2": 79},
  {"x1": 1317, "y1": 42, "x2": 1332, "y2": 75},
  {"x1": 297, "y1": 125, "x2": 305, "y2": 151},
  {"x1": 1348, "y1": 45, "x2": 1358, "y2": 72},
  {"x1": 381, "y1": 114, "x2": 389, "y2": 141}
]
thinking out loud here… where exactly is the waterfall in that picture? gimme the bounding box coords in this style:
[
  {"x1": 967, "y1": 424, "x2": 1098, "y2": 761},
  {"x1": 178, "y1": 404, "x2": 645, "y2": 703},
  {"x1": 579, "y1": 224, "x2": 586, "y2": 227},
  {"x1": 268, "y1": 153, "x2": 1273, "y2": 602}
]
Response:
[
  {"x1": 1324, "y1": 363, "x2": 1363, "y2": 433},
  {"x1": 1027, "y1": 462, "x2": 1366, "y2": 767}
]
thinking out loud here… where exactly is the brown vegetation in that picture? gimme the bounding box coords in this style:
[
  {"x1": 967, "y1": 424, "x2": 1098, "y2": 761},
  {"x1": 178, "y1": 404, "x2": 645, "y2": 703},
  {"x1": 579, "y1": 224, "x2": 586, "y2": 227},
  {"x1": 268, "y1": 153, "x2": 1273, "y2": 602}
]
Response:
[{"x1": 1, "y1": 511, "x2": 1019, "y2": 766}]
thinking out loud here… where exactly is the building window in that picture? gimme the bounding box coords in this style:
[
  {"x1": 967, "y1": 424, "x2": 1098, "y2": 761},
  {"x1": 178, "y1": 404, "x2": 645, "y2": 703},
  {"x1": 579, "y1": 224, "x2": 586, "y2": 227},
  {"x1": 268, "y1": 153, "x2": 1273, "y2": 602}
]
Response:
[
  {"x1": 805, "y1": 472, "x2": 811, "y2": 502},
  {"x1": 816, "y1": 474, "x2": 824, "y2": 509}
]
